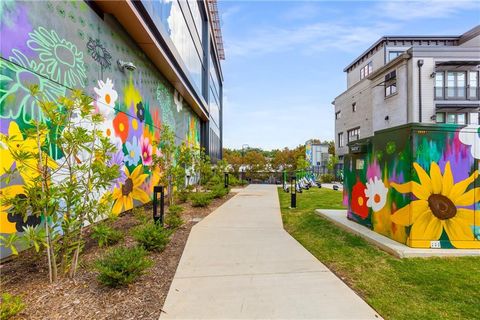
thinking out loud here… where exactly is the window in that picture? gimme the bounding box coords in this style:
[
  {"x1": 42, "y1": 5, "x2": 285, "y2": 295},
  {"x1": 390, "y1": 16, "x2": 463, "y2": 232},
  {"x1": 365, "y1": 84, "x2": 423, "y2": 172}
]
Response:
[
  {"x1": 388, "y1": 51, "x2": 403, "y2": 61},
  {"x1": 447, "y1": 71, "x2": 466, "y2": 99},
  {"x1": 444, "y1": 112, "x2": 468, "y2": 124},
  {"x1": 335, "y1": 111, "x2": 341, "y2": 119},
  {"x1": 360, "y1": 62, "x2": 372, "y2": 79},
  {"x1": 338, "y1": 132, "x2": 344, "y2": 147},
  {"x1": 352, "y1": 102, "x2": 357, "y2": 112},
  {"x1": 435, "y1": 72, "x2": 444, "y2": 99},
  {"x1": 435, "y1": 112, "x2": 445, "y2": 123},
  {"x1": 347, "y1": 127, "x2": 360, "y2": 143},
  {"x1": 469, "y1": 71, "x2": 478, "y2": 99},
  {"x1": 385, "y1": 70, "x2": 397, "y2": 97},
  {"x1": 470, "y1": 112, "x2": 479, "y2": 125}
]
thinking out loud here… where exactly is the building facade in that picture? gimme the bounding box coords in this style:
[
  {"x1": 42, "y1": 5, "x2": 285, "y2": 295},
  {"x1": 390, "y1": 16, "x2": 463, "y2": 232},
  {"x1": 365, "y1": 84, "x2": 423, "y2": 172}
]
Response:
[
  {"x1": 305, "y1": 139, "x2": 330, "y2": 175},
  {"x1": 0, "y1": 0, "x2": 224, "y2": 256},
  {"x1": 334, "y1": 26, "x2": 480, "y2": 167}
]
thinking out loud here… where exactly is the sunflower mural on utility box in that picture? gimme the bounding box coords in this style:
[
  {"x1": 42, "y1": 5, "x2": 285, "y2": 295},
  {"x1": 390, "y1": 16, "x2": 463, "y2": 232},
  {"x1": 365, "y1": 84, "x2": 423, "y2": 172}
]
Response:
[
  {"x1": 344, "y1": 123, "x2": 480, "y2": 249},
  {"x1": 0, "y1": 0, "x2": 202, "y2": 258}
]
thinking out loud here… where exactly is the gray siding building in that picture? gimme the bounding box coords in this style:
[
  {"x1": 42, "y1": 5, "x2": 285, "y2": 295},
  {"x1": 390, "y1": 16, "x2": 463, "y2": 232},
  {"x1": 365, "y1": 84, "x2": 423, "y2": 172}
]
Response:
[{"x1": 334, "y1": 26, "x2": 480, "y2": 167}]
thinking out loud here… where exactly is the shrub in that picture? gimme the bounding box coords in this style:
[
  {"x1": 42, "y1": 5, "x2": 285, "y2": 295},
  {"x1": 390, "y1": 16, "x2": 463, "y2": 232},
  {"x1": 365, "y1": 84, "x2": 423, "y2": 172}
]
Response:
[
  {"x1": 321, "y1": 174, "x2": 335, "y2": 183},
  {"x1": 91, "y1": 223, "x2": 124, "y2": 247},
  {"x1": 190, "y1": 192, "x2": 212, "y2": 207},
  {"x1": 133, "y1": 207, "x2": 149, "y2": 224},
  {"x1": 175, "y1": 190, "x2": 190, "y2": 203},
  {"x1": 206, "y1": 174, "x2": 222, "y2": 189},
  {"x1": 168, "y1": 204, "x2": 184, "y2": 216},
  {"x1": 165, "y1": 213, "x2": 183, "y2": 229},
  {"x1": 1, "y1": 293, "x2": 25, "y2": 319},
  {"x1": 210, "y1": 185, "x2": 229, "y2": 199},
  {"x1": 94, "y1": 246, "x2": 152, "y2": 287},
  {"x1": 133, "y1": 223, "x2": 171, "y2": 252}
]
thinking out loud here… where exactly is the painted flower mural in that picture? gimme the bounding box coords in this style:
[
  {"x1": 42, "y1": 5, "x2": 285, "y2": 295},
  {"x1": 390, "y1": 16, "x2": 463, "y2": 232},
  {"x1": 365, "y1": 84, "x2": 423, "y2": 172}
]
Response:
[
  {"x1": 351, "y1": 181, "x2": 369, "y2": 219},
  {"x1": 0, "y1": 121, "x2": 57, "y2": 185},
  {"x1": 125, "y1": 136, "x2": 141, "y2": 166},
  {"x1": 27, "y1": 26, "x2": 87, "y2": 88},
  {"x1": 458, "y1": 125, "x2": 480, "y2": 159},
  {"x1": 111, "y1": 165, "x2": 150, "y2": 215},
  {"x1": 365, "y1": 176, "x2": 388, "y2": 212},
  {"x1": 0, "y1": 50, "x2": 65, "y2": 123},
  {"x1": 94, "y1": 78, "x2": 117, "y2": 118},
  {"x1": 344, "y1": 124, "x2": 480, "y2": 249},
  {"x1": 86, "y1": 37, "x2": 112, "y2": 71},
  {"x1": 390, "y1": 162, "x2": 480, "y2": 248},
  {"x1": 113, "y1": 112, "x2": 129, "y2": 143},
  {"x1": 140, "y1": 135, "x2": 153, "y2": 166}
]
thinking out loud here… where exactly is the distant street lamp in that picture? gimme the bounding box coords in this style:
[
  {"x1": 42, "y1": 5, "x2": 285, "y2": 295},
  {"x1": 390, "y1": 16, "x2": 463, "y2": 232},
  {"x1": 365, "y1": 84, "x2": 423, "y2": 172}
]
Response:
[{"x1": 241, "y1": 144, "x2": 249, "y2": 183}]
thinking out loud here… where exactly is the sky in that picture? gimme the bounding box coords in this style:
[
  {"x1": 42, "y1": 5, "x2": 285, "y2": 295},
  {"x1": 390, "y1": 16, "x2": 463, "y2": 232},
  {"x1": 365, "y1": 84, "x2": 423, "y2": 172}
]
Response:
[{"x1": 218, "y1": 0, "x2": 480, "y2": 150}]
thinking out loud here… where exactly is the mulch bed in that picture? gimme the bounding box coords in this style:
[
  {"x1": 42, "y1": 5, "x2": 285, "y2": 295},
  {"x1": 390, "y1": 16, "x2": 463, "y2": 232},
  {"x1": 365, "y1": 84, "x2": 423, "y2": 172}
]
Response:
[{"x1": 1, "y1": 191, "x2": 238, "y2": 320}]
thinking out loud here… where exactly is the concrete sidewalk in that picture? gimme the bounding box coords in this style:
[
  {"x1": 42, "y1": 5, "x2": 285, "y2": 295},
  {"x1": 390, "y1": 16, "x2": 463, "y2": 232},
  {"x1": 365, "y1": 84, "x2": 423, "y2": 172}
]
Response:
[{"x1": 160, "y1": 185, "x2": 381, "y2": 319}]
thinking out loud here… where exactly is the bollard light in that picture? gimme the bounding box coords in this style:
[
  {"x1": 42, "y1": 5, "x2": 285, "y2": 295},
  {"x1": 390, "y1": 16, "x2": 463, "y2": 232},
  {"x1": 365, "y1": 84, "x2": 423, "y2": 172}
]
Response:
[
  {"x1": 186, "y1": 174, "x2": 191, "y2": 186},
  {"x1": 153, "y1": 185, "x2": 165, "y2": 226},
  {"x1": 290, "y1": 176, "x2": 297, "y2": 208},
  {"x1": 224, "y1": 172, "x2": 229, "y2": 188}
]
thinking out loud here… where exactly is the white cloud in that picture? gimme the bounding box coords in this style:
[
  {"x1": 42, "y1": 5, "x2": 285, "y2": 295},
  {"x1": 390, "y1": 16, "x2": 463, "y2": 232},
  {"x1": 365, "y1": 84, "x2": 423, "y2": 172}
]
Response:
[
  {"x1": 223, "y1": 0, "x2": 479, "y2": 58},
  {"x1": 375, "y1": 0, "x2": 479, "y2": 22}
]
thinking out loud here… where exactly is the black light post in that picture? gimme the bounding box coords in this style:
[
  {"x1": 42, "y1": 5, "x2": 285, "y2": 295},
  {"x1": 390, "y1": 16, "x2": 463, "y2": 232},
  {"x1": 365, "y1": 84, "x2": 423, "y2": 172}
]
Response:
[
  {"x1": 224, "y1": 172, "x2": 229, "y2": 188},
  {"x1": 153, "y1": 185, "x2": 165, "y2": 225},
  {"x1": 186, "y1": 174, "x2": 191, "y2": 187},
  {"x1": 290, "y1": 176, "x2": 297, "y2": 208}
]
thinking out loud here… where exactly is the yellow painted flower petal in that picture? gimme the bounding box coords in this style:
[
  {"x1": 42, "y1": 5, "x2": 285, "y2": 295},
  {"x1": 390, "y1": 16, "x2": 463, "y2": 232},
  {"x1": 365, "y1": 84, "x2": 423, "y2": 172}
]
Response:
[
  {"x1": 112, "y1": 197, "x2": 124, "y2": 215},
  {"x1": 391, "y1": 204, "x2": 411, "y2": 226},
  {"x1": 413, "y1": 162, "x2": 432, "y2": 194},
  {"x1": 444, "y1": 218, "x2": 477, "y2": 248},
  {"x1": 124, "y1": 195, "x2": 134, "y2": 210},
  {"x1": 453, "y1": 188, "x2": 478, "y2": 206},
  {"x1": 455, "y1": 208, "x2": 475, "y2": 225},
  {"x1": 441, "y1": 162, "x2": 453, "y2": 196},
  {"x1": 429, "y1": 162, "x2": 442, "y2": 194},
  {"x1": 449, "y1": 170, "x2": 479, "y2": 200},
  {"x1": 410, "y1": 200, "x2": 430, "y2": 223},
  {"x1": 132, "y1": 188, "x2": 151, "y2": 203},
  {"x1": 391, "y1": 182, "x2": 412, "y2": 194},
  {"x1": 131, "y1": 164, "x2": 143, "y2": 179},
  {"x1": 133, "y1": 173, "x2": 148, "y2": 187},
  {"x1": 409, "y1": 214, "x2": 442, "y2": 240},
  {"x1": 412, "y1": 181, "x2": 431, "y2": 200},
  {"x1": 0, "y1": 212, "x2": 17, "y2": 234}
]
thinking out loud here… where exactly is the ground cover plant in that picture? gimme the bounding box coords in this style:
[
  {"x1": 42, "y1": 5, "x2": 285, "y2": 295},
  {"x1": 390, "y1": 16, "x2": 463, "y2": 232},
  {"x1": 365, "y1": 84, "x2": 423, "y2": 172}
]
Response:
[
  {"x1": 94, "y1": 246, "x2": 153, "y2": 287},
  {"x1": 278, "y1": 187, "x2": 480, "y2": 320}
]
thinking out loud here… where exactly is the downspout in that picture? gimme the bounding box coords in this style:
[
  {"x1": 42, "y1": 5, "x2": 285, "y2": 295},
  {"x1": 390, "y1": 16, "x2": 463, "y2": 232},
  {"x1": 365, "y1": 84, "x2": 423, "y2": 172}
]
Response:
[{"x1": 417, "y1": 59, "x2": 424, "y2": 123}]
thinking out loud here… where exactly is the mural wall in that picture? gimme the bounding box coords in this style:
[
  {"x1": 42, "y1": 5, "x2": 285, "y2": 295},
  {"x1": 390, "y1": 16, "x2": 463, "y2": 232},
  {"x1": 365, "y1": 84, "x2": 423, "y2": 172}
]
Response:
[
  {"x1": 344, "y1": 123, "x2": 480, "y2": 249},
  {"x1": 0, "y1": 1, "x2": 201, "y2": 250}
]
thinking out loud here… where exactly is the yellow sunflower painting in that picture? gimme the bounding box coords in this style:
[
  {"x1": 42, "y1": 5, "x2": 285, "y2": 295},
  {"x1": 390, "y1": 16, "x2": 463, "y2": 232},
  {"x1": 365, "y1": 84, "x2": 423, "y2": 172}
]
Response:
[
  {"x1": 390, "y1": 161, "x2": 480, "y2": 248},
  {"x1": 111, "y1": 165, "x2": 151, "y2": 215}
]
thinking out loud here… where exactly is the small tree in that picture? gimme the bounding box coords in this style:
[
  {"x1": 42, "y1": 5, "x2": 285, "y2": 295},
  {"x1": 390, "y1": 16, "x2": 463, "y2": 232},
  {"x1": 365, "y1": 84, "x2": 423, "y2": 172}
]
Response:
[
  {"x1": 327, "y1": 155, "x2": 339, "y2": 177},
  {"x1": 152, "y1": 125, "x2": 176, "y2": 205},
  {"x1": 1, "y1": 87, "x2": 119, "y2": 282}
]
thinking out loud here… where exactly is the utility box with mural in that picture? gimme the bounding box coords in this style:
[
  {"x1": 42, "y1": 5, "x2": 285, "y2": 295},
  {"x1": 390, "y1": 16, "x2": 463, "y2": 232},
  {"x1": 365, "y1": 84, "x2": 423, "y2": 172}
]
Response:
[{"x1": 344, "y1": 123, "x2": 480, "y2": 249}]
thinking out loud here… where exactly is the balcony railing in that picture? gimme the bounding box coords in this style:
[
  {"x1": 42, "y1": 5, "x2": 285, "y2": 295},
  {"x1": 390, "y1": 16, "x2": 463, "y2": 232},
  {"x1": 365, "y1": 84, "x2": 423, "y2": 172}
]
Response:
[{"x1": 435, "y1": 86, "x2": 479, "y2": 100}]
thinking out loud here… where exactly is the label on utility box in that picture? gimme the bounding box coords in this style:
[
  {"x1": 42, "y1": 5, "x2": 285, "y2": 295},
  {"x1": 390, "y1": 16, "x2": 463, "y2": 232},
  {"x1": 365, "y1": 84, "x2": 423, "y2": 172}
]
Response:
[{"x1": 430, "y1": 241, "x2": 441, "y2": 249}]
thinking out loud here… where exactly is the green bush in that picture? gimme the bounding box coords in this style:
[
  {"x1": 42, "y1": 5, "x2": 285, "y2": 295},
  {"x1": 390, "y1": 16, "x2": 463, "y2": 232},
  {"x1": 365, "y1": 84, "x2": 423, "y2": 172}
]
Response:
[
  {"x1": 175, "y1": 190, "x2": 189, "y2": 203},
  {"x1": 1, "y1": 293, "x2": 25, "y2": 319},
  {"x1": 94, "y1": 246, "x2": 153, "y2": 287},
  {"x1": 168, "y1": 204, "x2": 184, "y2": 215},
  {"x1": 133, "y1": 207, "x2": 149, "y2": 224},
  {"x1": 321, "y1": 174, "x2": 335, "y2": 183},
  {"x1": 190, "y1": 192, "x2": 213, "y2": 207},
  {"x1": 206, "y1": 174, "x2": 222, "y2": 189},
  {"x1": 165, "y1": 213, "x2": 183, "y2": 229},
  {"x1": 91, "y1": 223, "x2": 124, "y2": 247},
  {"x1": 133, "y1": 223, "x2": 171, "y2": 252},
  {"x1": 210, "y1": 185, "x2": 229, "y2": 199}
]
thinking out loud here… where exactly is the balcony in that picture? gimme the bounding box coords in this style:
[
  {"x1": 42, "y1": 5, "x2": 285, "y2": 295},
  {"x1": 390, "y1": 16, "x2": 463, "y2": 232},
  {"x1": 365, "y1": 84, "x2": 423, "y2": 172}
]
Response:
[{"x1": 434, "y1": 86, "x2": 479, "y2": 101}]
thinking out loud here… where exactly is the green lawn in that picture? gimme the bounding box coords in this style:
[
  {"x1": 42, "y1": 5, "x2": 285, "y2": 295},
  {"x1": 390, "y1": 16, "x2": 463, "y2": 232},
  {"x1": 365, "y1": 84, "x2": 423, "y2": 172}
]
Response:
[{"x1": 278, "y1": 187, "x2": 480, "y2": 320}]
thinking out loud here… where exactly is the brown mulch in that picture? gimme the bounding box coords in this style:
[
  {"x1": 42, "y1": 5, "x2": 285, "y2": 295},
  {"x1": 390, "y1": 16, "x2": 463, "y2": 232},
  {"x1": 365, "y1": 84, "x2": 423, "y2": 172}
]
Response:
[{"x1": 0, "y1": 191, "x2": 238, "y2": 320}]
